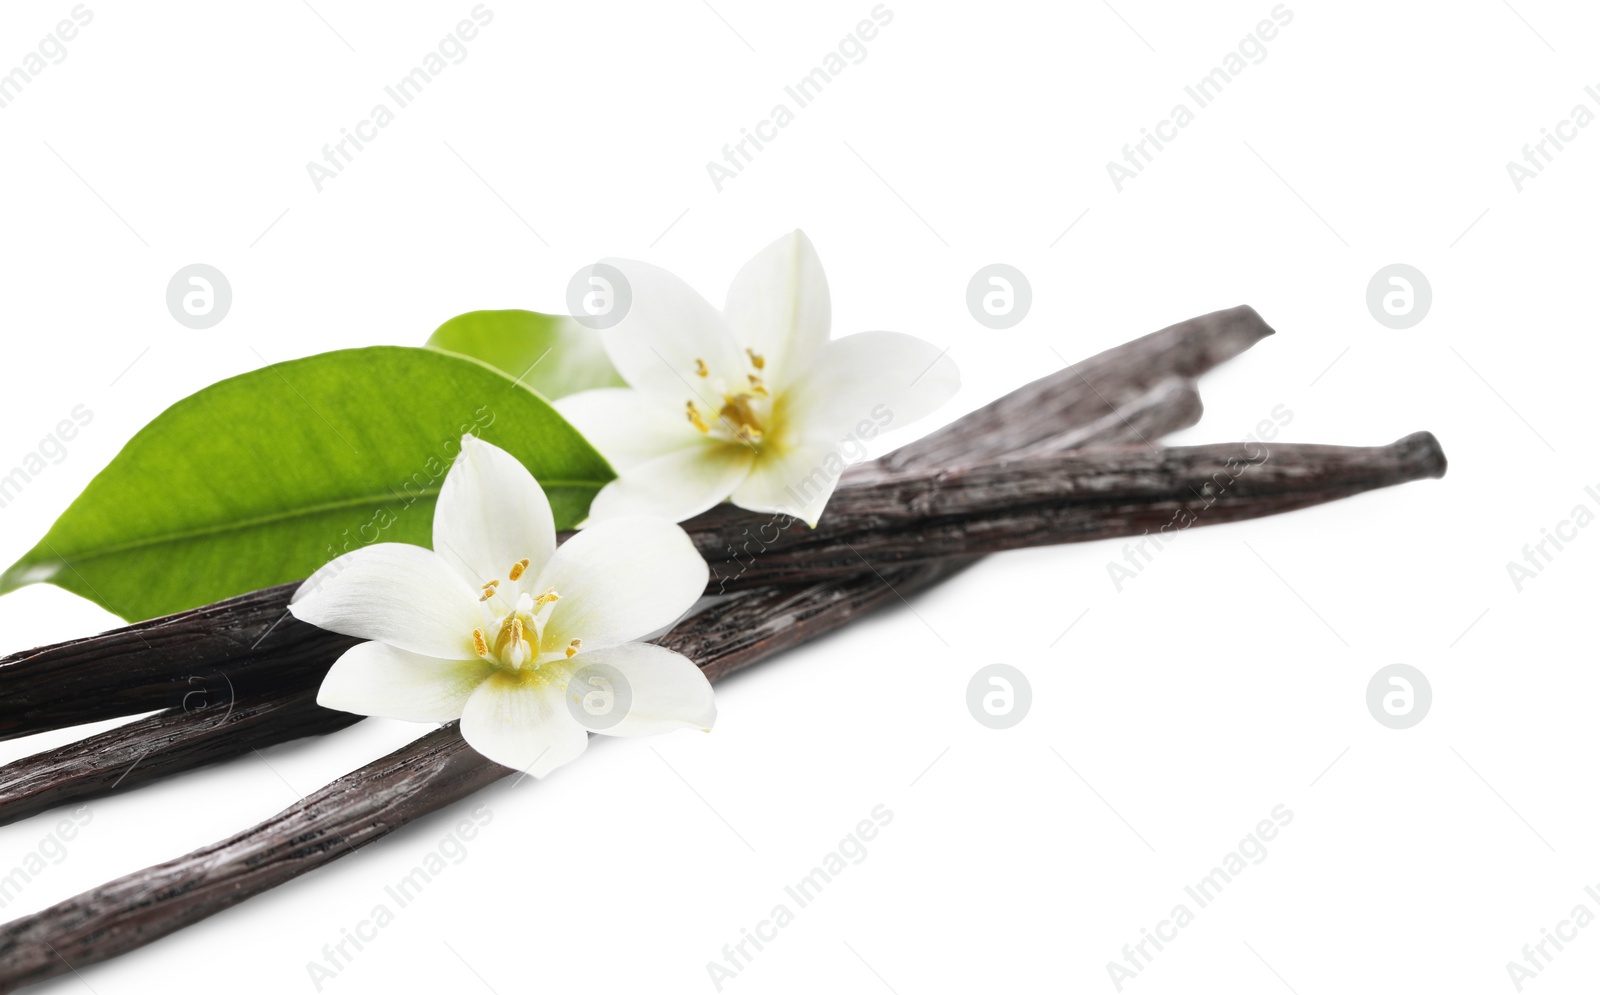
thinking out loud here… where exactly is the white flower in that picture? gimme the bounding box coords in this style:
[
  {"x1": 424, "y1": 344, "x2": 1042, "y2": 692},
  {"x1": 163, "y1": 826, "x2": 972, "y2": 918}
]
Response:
[
  {"x1": 289, "y1": 435, "x2": 714, "y2": 778},
  {"x1": 557, "y1": 230, "x2": 960, "y2": 526}
]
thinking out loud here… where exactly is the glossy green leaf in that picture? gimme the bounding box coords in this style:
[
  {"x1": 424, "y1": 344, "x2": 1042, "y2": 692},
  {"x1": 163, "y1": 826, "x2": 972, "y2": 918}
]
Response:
[
  {"x1": 426, "y1": 309, "x2": 624, "y2": 400},
  {"x1": 0, "y1": 346, "x2": 615, "y2": 621}
]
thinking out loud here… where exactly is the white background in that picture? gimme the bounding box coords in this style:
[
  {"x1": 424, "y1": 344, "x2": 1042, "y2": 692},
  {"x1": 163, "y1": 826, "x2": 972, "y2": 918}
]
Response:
[{"x1": 0, "y1": 1, "x2": 1596, "y2": 992}]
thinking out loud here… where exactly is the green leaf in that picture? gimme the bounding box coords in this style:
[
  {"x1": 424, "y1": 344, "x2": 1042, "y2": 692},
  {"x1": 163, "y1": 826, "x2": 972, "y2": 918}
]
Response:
[
  {"x1": 426, "y1": 309, "x2": 624, "y2": 400},
  {"x1": 1, "y1": 346, "x2": 615, "y2": 621}
]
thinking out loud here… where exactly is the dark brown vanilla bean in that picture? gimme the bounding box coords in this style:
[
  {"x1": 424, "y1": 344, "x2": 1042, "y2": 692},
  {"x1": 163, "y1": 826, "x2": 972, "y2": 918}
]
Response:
[
  {"x1": 0, "y1": 585, "x2": 352, "y2": 742},
  {"x1": 0, "y1": 688, "x2": 360, "y2": 828},
  {"x1": 874, "y1": 304, "x2": 1271, "y2": 473},
  {"x1": 0, "y1": 722, "x2": 510, "y2": 993},
  {"x1": 0, "y1": 305, "x2": 1240, "y2": 741},
  {"x1": 1001, "y1": 376, "x2": 1201, "y2": 460},
  {"x1": 691, "y1": 432, "x2": 1448, "y2": 589},
  {"x1": 0, "y1": 559, "x2": 969, "y2": 993},
  {"x1": 657, "y1": 559, "x2": 975, "y2": 684},
  {"x1": 0, "y1": 377, "x2": 1200, "y2": 820}
]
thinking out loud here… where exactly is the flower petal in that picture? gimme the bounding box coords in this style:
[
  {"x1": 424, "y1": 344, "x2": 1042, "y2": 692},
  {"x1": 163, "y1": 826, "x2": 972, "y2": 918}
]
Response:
[
  {"x1": 433, "y1": 434, "x2": 557, "y2": 592},
  {"x1": 731, "y1": 439, "x2": 844, "y2": 527},
  {"x1": 585, "y1": 443, "x2": 754, "y2": 524},
  {"x1": 565, "y1": 641, "x2": 716, "y2": 737},
  {"x1": 555, "y1": 388, "x2": 705, "y2": 474},
  {"x1": 779, "y1": 331, "x2": 961, "y2": 447},
  {"x1": 290, "y1": 543, "x2": 486, "y2": 660},
  {"x1": 317, "y1": 641, "x2": 494, "y2": 723},
  {"x1": 535, "y1": 516, "x2": 708, "y2": 651},
  {"x1": 596, "y1": 257, "x2": 746, "y2": 408},
  {"x1": 459, "y1": 669, "x2": 589, "y2": 776},
  {"x1": 721, "y1": 230, "x2": 831, "y2": 393}
]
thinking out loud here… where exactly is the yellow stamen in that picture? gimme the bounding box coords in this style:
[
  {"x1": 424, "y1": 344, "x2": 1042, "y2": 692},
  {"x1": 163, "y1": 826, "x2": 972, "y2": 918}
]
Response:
[
  {"x1": 746, "y1": 348, "x2": 765, "y2": 370},
  {"x1": 534, "y1": 588, "x2": 561, "y2": 607},
  {"x1": 479, "y1": 579, "x2": 499, "y2": 602},
  {"x1": 565, "y1": 638, "x2": 582, "y2": 659},
  {"x1": 746, "y1": 374, "x2": 769, "y2": 398},
  {"x1": 686, "y1": 401, "x2": 711, "y2": 433},
  {"x1": 508, "y1": 558, "x2": 529, "y2": 581},
  {"x1": 693, "y1": 358, "x2": 708, "y2": 377},
  {"x1": 471, "y1": 628, "x2": 489, "y2": 657},
  {"x1": 719, "y1": 394, "x2": 764, "y2": 442}
]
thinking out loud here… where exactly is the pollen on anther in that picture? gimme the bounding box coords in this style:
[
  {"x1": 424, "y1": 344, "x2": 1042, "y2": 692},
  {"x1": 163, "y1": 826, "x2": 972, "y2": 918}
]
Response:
[
  {"x1": 508, "y1": 558, "x2": 529, "y2": 581},
  {"x1": 686, "y1": 401, "x2": 710, "y2": 433},
  {"x1": 471, "y1": 628, "x2": 489, "y2": 657},
  {"x1": 534, "y1": 588, "x2": 561, "y2": 607},
  {"x1": 565, "y1": 638, "x2": 582, "y2": 658},
  {"x1": 747, "y1": 374, "x2": 769, "y2": 397},
  {"x1": 694, "y1": 358, "x2": 709, "y2": 377},
  {"x1": 746, "y1": 348, "x2": 765, "y2": 370}
]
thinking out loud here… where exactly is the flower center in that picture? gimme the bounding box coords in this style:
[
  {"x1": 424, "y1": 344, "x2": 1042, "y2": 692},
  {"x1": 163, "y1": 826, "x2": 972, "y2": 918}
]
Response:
[
  {"x1": 468, "y1": 563, "x2": 580, "y2": 670},
  {"x1": 687, "y1": 350, "x2": 770, "y2": 445}
]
